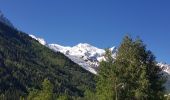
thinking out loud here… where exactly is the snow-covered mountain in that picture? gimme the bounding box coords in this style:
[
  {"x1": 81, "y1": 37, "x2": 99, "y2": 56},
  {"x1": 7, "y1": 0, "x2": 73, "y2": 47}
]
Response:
[
  {"x1": 48, "y1": 43, "x2": 117, "y2": 74},
  {"x1": 29, "y1": 35, "x2": 170, "y2": 73},
  {"x1": 29, "y1": 34, "x2": 117, "y2": 74},
  {"x1": 0, "y1": 10, "x2": 14, "y2": 28}
]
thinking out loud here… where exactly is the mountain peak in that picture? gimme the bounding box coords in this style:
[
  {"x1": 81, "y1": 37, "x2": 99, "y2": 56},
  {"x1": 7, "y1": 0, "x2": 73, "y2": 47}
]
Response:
[
  {"x1": 74, "y1": 43, "x2": 94, "y2": 49},
  {"x1": 77, "y1": 43, "x2": 91, "y2": 46}
]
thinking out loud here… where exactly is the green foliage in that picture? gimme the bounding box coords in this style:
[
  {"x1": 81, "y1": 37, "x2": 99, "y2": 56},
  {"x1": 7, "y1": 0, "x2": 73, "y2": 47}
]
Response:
[
  {"x1": 96, "y1": 36, "x2": 166, "y2": 100},
  {"x1": 0, "y1": 22, "x2": 95, "y2": 98},
  {"x1": 115, "y1": 36, "x2": 166, "y2": 99},
  {"x1": 96, "y1": 49, "x2": 116, "y2": 100},
  {"x1": 27, "y1": 79, "x2": 79, "y2": 100},
  {"x1": 27, "y1": 89, "x2": 39, "y2": 100},
  {"x1": 57, "y1": 94, "x2": 69, "y2": 100},
  {"x1": 27, "y1": 79, "x2": 54, "y2": 100},
  {"x1": 83, "y1": 89, "x2": 97, "y2": 100}
]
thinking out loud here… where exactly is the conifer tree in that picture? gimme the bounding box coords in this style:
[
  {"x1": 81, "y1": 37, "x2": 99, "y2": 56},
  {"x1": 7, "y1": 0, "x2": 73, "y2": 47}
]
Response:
[
  {"x1": 96, "y1": 36, "x2": 166, "y2": 100},
  {"x1": 114, "y1": 36, "x2": 166, "y2": 99}
]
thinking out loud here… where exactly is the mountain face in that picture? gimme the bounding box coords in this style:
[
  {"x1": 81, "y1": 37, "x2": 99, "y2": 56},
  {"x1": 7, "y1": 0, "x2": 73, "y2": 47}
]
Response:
[
  {"x1": 0, "y1": 15, "x2": 95, "y2": 98},
  {"x1": 48, "y1": 43, "x2": 117, "y2": 74}
]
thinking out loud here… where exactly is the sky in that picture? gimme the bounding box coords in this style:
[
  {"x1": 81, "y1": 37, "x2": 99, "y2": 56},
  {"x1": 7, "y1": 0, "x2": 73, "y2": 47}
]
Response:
[{"x1": 0, "y1": 0, "x2": 170, "y2": 63}]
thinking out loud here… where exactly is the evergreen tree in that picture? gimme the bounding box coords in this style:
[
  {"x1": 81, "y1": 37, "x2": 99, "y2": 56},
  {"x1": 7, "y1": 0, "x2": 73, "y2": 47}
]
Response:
[
  {"x1": 115, "y1": 36, "x2": 166, "y2": 99},
  {"x1": 96, "y1": 49, "x2": 117, "y2": 100},
  {"x1": 96, "y1": 36, "x2": 166, "y2": 100}
]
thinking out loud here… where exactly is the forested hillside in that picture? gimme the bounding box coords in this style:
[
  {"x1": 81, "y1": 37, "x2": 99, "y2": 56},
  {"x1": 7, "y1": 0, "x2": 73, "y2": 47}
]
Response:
[{"x1": 0, "y1": 21, "x2": 95, "y2": 99}]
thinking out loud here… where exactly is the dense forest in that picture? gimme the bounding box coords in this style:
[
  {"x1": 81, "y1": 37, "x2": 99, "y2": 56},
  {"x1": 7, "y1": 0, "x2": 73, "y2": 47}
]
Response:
[{"x1": 0, "y1": 21, "x2": 95, "y2": 99}]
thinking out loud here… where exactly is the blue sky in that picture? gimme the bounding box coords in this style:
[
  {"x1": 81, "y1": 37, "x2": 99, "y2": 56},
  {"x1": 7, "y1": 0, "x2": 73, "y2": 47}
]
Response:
[{"x1": 0, "y1": 0, "x2": 170, "y2": 63}]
